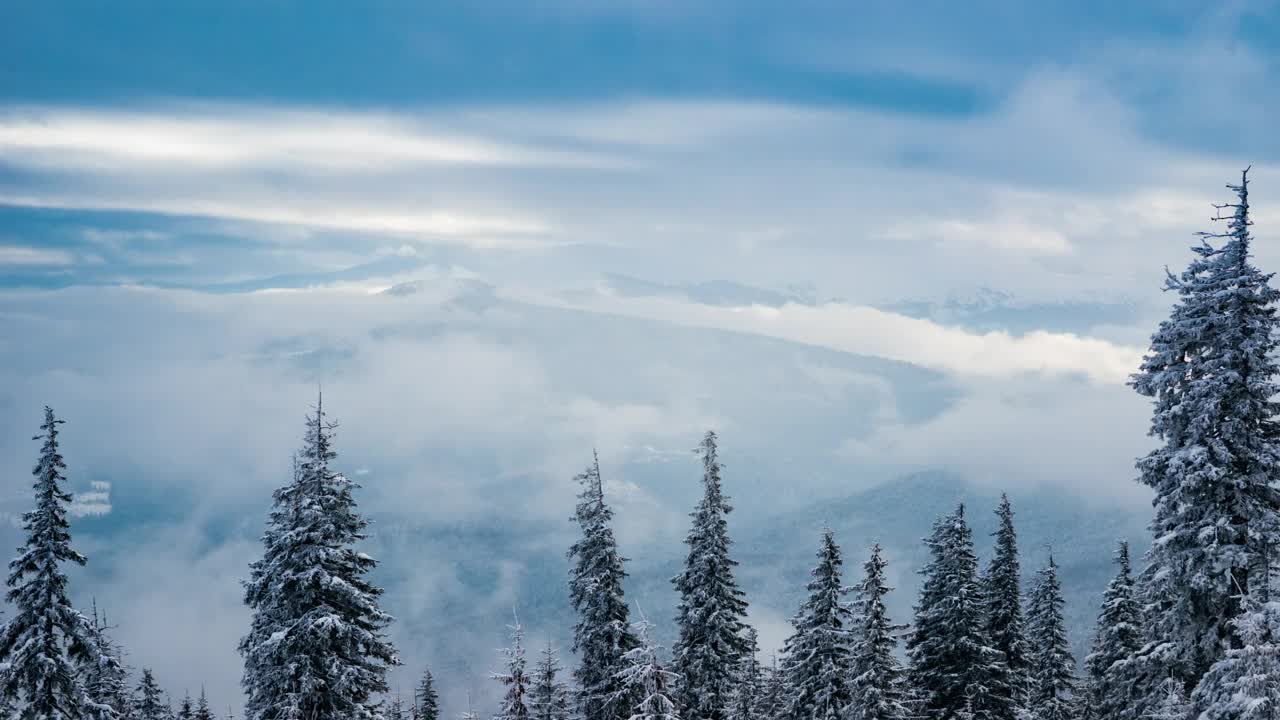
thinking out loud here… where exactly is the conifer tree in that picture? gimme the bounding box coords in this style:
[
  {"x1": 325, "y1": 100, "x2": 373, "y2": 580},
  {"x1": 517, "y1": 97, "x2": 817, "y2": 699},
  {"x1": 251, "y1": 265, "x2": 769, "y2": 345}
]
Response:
[
  {"x1": 0, "y1": 407, "x2": 111, "y2": 720},
  {"x1": 907, "y1": 506, "x2": 1007, "y2": 720},
  {"x1": 134, "y1": 672, "x2": 167, "y2": 720},
  {"x1": 1025, "y1": 558, "x2": 1077, "y2": 720},
  {"x1": 193, "y1": 690, "x2": 213, "y2": 720},
  {"x1": 729, "y1": 628, "x2": 760, "y2": 720},
  {"x1": 568, "y1": 453, "x2": 640, "y2": 720},
  {"x1": 983, "y1": 495, "x2": 1028, "y2": 720},
  {"x1": 782, "y1": 528, "x2": 855, "y2": 720},
  {"x1": 756, "y1": 658, "x2": 786, "y2": 720},
  {"x1": 1191, "y1": 599, "x2": 1280, "y2": 719},
  {"x1": 238, "y1": 396, "x2": 399, "y2": 720},
  {"x1": 671, "y1": 432, "x2": 749, "y2": 720},
  {"x1": 416, "y1": 671, "x2": 439, "y2": 720},
  {"x1": 177, "y1": 694, "x2": 192, "y2": 720},
  {"x1": 612, "y1": 619, "x2": 680, "y2": 720},
  {"x1": 388, "y1": 696, "x2": 406, "y2": 720},
  {"x1": 850, "y1": 544, "x2": 908, "y2": 720},
  {"x1": 530, "y1": 641, "x2": 572, "y2": 720},
  {"x1": 1083, "y1": 543, "x2": 1142, "y2": 720},
  {"x1": 1143, "y1": 678, "x2": 1188, "y2": 720},
  {"x1": 493, "y1": 615, "x2": 531, "y2": 720},
  {"x1": 81, "y1": 604, "x2": 130, "y2": 720},
  {"x1": 1129, "y1": 167, "x2": 1280, "y2": 694}
]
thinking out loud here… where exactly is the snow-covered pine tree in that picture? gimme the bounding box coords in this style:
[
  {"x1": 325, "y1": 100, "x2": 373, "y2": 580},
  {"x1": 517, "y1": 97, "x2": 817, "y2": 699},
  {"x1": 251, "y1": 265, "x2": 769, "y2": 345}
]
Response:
[
  {"x1": 81, "y1": 604, "x2": 130, "y2": 720},
  {"x1": 755, "y1": 657, "x2": 786, "y2": 720},
  {"x1": 0, "y1": 407, "x2": 112, "y2": 720},
  {"x1": 1191, "y1": 599, "x2": 1280, "y2": 719},
  {"x1": 850, "y1": 544, "x2": 908, "y2": 720},
  {"x1": 493, "y1": 614, "x2": 532, "y2": 720},
  {"x1": 416, "y1": 670, "x2": 439, "y2": 720},
  {"x1": 1083, "y1": 542, "x2": 1142, "y2": 720},
  {"x1": 388, "y1": 696, "x2": 406, "y2": 720},
  {"x1": 729, "y1": 628, "x2": 760, "y2": 720},
  {"x1": 907, "y1": 505, "x2": 1007, "y2": 720},
  {"x1": 177, "y1": 694, "x2": 192, "y2": 720},
  {"x1": 530, "y1": 640, "x2": 572, "y2": 720},
  {"x1": 1143, "y1": 678, "x2": 1188, "y2": 720},
  {"x1": 612, "y1": 619, "x2": 680, "y2": 720},
  {"x1": 461, "y1": 693, "x2": 479, "y2": 720},
  {"x1": 983, "y1": 495, "x2": 1028, "y2": 720},
  {"x1": 671, "y1": 432, "x2": 750, "y2": 720},
  {"x1": 193, "y1": 690, "x2": 213, "y2": 720},
  {"x1": 134, "y1": 672, "x2": 168, "y2": 720},
  {"x1": 568, "y1": 453, "x2": 640, "y2": 720},
  {"x1": 238, "y1": 395, "x2": 399, "y2": 720},
  {"x1": 782, "y1": 528, "x2": 855, "y2": 720},
  {"x1": 1025, "y1": 558, "x2": 1077, "y2": 720},
  {"x1": 1129, "y1": 167, "x2": 1280, "y2": 695}
]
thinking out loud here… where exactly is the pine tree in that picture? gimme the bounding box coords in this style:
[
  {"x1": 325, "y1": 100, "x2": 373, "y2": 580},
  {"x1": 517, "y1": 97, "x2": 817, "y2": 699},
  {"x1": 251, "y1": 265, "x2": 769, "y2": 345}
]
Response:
[
  {"x1": 1025, "y1": 558, "x2": 1077, "y2": 720},
  {"x1": 1083, "y1": 543, "x2": 1143, "y2": 720},
  {"x1": 756, "y1": 657, "x2": 786, "y2": 720},
  {"x1": 1192, "y1": 599, "x2": 1280, "y2": 719},
  {"x1": 177, "y1": 694, "x2": 192, "y2": 720},
  {"x1": 983, "y1": 495, "x2": 1028, "y2": 720},
  {"x1": 612, "y1": 619, "x2": 680, "y2": 720},
  {"x1": 907, "y1": 505, "x2": 1007, "y2": 720},
  {"x1": 671, "y1": 432, "x2": 749, "y2": 720},
  {"x1": 729, "y1": 628, "x2": 760, "y2": 720},
  {"x1": 134, "y1": 672, "x2": 167, "y2": 720},
  {"x1": 0, "y1": 407, "x2": 112, "y2": 720},
  {"x1": 388, "y1": 697, "x2": 406, "y2": 720},
  {"x1": 1129, "y1": 167, "x2": 1280, "y2": 694},
  {"x1": 782, "y1": 528, "x2": 855, "y2": 720},
  {"x1": 416, "y1": 671, "x2": 439, "y2": 720},
  {"x1": 530, "y1": 641, "x2": 572, "y2": 720},
  {"x1": 80, "y1": 604, "x2": 130, "y2": 720},
  {"x1": 568, "y1": 453, "x2": 640, "y2": 720},
  {"x1": 238, "y1": 395, "x2": 399, "y2": 720},
  {"x1": 193, "y1": 690, "x2": 213, "y2": 720},
  {"x1": 493, "y1": 614, "x2": 532, "y2": 720},
  {"x1": 461, "y1": 694, "x2": 479, "y2": 720},
  {"x1": 850, "y1": 544, "x2": 908, "y2": 720},
  {"x1": 1143, "y1": 677, "x2": 1188, "y2": 720}
]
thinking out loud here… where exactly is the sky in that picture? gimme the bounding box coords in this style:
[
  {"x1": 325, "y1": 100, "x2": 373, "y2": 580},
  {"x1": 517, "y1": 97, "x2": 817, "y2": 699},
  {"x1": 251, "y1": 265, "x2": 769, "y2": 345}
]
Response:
[{"x1": 3, "y1": 0, "x2": 1280, "y2": 714}]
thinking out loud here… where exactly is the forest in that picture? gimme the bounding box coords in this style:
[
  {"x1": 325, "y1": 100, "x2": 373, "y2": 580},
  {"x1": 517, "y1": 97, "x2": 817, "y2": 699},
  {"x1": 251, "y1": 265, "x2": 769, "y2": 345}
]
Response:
[{"x1": 0, "y1": 170, "x2": 1277, "y2": 720}]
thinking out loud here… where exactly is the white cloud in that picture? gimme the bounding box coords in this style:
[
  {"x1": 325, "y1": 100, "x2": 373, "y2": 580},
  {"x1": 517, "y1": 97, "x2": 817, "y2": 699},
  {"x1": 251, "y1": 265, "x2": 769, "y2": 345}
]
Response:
[{"x1": 0, "y1": 245, "x2": 74, "y2": 265}]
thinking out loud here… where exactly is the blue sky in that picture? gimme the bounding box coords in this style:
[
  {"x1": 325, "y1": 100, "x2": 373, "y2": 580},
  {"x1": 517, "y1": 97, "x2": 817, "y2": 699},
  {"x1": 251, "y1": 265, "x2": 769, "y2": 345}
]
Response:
[{"x1": 2, "y1": 0, "x2": 1279, "y2": 713}]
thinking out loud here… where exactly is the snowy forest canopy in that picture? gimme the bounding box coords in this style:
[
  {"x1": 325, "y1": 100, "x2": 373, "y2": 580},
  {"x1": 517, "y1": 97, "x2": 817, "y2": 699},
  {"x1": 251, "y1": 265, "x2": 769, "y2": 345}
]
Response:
[{"x1": 1, "y1": 170, "x2": 1278, "y2": 720}]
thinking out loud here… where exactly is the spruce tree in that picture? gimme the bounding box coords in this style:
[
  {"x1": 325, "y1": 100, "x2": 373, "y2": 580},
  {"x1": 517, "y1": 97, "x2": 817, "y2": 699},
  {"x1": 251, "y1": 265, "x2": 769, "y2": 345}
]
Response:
[
  {"x1": 756, "y1": 658, "x2": 786, "y2": 720},
  {"x1": 1191, "y1": 599, "x2": 1280, "y2": 719},
  {"x1": 612, "y1": 620, "x2": 680, "y2": 720},
  {"x1": 907, "y1": 506, "x2": 1007, "y2": 720},
  {"x1": 1025, "y1": 558, "x2": 1077, "y2": 720},
  {"x1": 729, "y1": 628, "x2": 760, "y2": 720},
  {"x1": 1083, "y1": 543, "x2": 1142, "y2": 720},
  {"x1": 782, "y1": 528, "x2": 855, "y2": 720},
  {"x1": 671, "y1": 432, "x2": 749, "y2": 720},
  {"x1": 416, "y1": 670, "x2": 439, "y2": 720},
  {"x1": 850, "y1": 544, "x2": 908, "y2": 720},
  {"x1": 493, "y1": 615, "x2": 531, "y2": 720},
  {"x1": 388, "y1": 697, "x2": 406, "y2": 720},
  {"x1": 530, "y1": 641, "x2": 572, "y2": 720},
  {"x1": 1129, "y1": 167, "x2": 1280, "y2": 694},
  {"x1": 81, "y1": 604, "x2": 130, "y2": 720},
  {"x1": 177, "y1": 694, "x2": 192, "y2": 720},
  {"x1": 0, "y1": 407, "x2": 111, "y2": 720},
  {"x1": 568, "y1": 453, "x2": 640, "y2": 720},
  {"x1": 1143, "y1": 678, "x2": 1188, "y2": 720},
  {"x1": 983, "y1": 495, "x2": 1028, "y2": 720},
  {"x1": 134, "y1": 672, "x2": 167, "y2": 720},
  {"x1": 193, "y1": 690, "x2": 213, "y2": 720},
  {"x1": 238, "y1": 396, "x2": 399, "y2": 720}
]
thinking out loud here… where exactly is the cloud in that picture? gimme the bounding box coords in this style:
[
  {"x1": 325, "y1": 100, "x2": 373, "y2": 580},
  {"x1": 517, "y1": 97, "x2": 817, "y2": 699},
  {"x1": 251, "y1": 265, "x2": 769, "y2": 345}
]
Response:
[{"x1": 0, "y1": 245, "x2": 74, "y2": 265}]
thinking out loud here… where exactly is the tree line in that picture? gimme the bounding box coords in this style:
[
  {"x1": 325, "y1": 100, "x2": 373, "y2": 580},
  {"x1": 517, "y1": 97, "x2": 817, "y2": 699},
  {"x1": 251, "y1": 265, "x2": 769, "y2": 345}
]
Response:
[{"x1": 0, "y1": 169, "x2": 1277, "y2": 720}]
